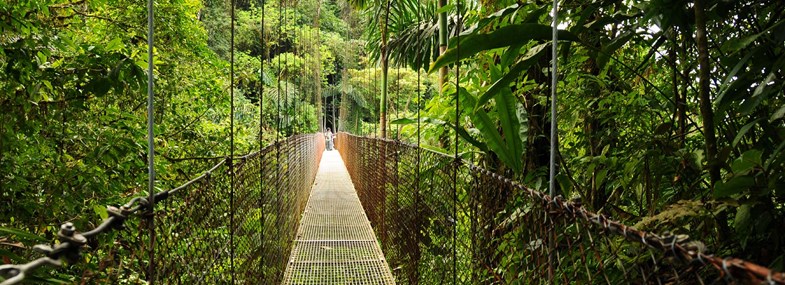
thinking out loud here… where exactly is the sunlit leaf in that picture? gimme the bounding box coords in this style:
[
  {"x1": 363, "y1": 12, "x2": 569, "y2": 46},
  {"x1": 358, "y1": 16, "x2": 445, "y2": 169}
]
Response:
[{"x1": 429, "y1": 24, "x2": 578, "y2": 73}]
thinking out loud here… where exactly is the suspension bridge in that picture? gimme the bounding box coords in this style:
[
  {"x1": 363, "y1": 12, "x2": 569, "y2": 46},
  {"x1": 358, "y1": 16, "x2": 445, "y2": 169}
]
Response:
[
  {"x1": 2, "y1": 0, "x2": 785, "y2": 284},
  {"x1": 1, "y1": 133, "x2": 784, "y2": 284}
]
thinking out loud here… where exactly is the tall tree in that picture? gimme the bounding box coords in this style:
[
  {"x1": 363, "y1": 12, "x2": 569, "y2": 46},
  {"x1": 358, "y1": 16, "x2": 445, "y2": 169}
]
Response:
[
  {"x1": 437, "y1": 0, "x2": 448, "y2": 93},
  {"x1": 693, "y1": 0, "x2": 720, "y2": 186},
  {"x1": 379, "y1": 0, "x2": 391, "y2": 138}
]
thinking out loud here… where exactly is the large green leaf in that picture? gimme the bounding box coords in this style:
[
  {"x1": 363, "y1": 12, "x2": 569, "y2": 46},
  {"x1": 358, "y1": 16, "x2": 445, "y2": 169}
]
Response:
[
  {"x1": 733, "y1": 203, "x2": 753, "y2": 237},
  {"x1": 429, "y1": 24, "x2": 578, "y2": 73},
  {"x1": 714, "y1": 51, "x2": 755, "y2": 108},
  {"x1": 475, "y1": 44, "x2": 548, "y2": 110},
  {"x1": 732, "y1": 119, "x2": 760, "y2": 147},
  {"x1": 394, "y1": 116, "x2": 489, "y2": 152},
  {"x1": 495, "y1": 88, "x2": 523, "y2": 174},
  {"x1": 597, "y1": 31, "x2": 634, "y2": 69},
  {"x1": 456, "y1": 87, "x2": 517, "y2": 171},
  {"x1": 714, "y1": 176, "x2": 754, "y2": 198},
  {"x1": 721, "y1": 18, "x2": 785, "y2": 54},
  {"x1": 770, "y1": 105, "x2": 785, "y2": 122},
  {"x1": 0, "y1": 227, "x2": 47, "y2": 242},
  {"x1": 731, "y1": 149, "x2": 763, "y2": 174}
]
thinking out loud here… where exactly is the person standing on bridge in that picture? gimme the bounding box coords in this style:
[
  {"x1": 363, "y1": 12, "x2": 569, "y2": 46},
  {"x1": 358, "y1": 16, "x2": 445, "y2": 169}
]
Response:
[{"x1": 325, "y1": 128, "x2": 334, "y2": 151}]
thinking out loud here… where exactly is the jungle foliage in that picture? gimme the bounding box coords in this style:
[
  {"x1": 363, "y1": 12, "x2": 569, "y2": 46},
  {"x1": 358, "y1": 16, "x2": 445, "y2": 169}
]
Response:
[
  {"x1": 1, "y1": 0, "x2": 356, "y2": 281},
  {"x1": 2, "y1": 0, "x2": 785, "y2": 282},
  {"x1": 343, "y1": 0, "x2": 785, "y2": 278}
]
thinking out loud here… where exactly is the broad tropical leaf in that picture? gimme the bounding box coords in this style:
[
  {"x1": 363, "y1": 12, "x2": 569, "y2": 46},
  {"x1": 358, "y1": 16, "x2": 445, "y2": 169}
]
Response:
[{"x1": 429, "y1": 23, "x2": 578, "y2": 73}]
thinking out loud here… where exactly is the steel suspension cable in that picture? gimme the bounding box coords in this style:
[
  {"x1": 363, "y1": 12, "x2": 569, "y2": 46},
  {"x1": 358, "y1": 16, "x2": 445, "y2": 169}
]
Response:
[
  {"x1": 145, "y1": 0, "x2": 156, "y2": 280},
  {"x1": 381, "y1": 0, "x2": 391, "y2": 139},
  {"x1": 415, "y1": 3, "x2": 422, "y2": 276},
  {"x1": 229, "y1": 0, "x2": 236, "y2": 281},
  {"x1": 276, "y1": 0, "x2": 283, "y2": 246},
  {"x1": 277, "y1": 0, "x2": 283, "y2": 141},
  {"x1": 453, "y1": 0, "x2": 461, "y2": 283},
  {"x1": 259, "y1": 0, "x2": 266, "y2": 280},
  {"x1": 283, "y1": 2, "x2": 289, "y2": 135},
  {"x1": 547, "y1": 4, "x2": 560, "y2": 281},
  {"x1": 549, "y1": 0, "x2": 559, "y2": 197},
  {"x1": 293, "y1": 26, "x2": 298, "y2": 133}
]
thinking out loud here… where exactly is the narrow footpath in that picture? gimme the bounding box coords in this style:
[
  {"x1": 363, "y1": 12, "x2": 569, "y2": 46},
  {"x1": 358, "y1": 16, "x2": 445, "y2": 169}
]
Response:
[{"x1": 282, "y1": 150, "x2": 396, "y2": 284}]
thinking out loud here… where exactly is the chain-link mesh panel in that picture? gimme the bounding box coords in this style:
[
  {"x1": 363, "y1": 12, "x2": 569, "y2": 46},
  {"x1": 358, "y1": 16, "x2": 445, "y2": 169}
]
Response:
[
  {"x1": 24, "y1": 134, "x2": 327, "y2": 285},
  {"x1": 145, "y1": 134, "x2": 323, "y2": 284},
  {"x1": 335, "y1": 132, "x2": 785, "y2": 285},
  {"x1": 231, "y1": 134, "x2": 325, "y2": 283}
]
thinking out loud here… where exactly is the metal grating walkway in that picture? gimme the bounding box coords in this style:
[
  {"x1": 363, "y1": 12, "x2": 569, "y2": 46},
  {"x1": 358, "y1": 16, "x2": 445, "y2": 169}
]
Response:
[{"x1": 283, "y1": 150, "x2": 396, "y2": 285}]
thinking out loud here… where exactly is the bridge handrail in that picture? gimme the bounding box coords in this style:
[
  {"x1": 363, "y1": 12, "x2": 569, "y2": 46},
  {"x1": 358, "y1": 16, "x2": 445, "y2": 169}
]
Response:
[
  {"x1": 0, "y1": 158, "x2": 228, "y2": 285},
  {"x1": 337, "y1": 132, "x2": 785, "y2": 284},
  {"x1": 466, "y1": 162, "x2": 785, "y2": 284},
  {"x1": 0, "y1": 133, "x2": 323, "y2": 285}
]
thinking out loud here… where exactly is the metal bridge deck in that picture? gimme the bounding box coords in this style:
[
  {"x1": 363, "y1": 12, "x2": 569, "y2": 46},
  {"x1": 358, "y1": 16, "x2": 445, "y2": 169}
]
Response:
[{"x1": 283, "y1": 150, "x2": 396, "y2": 285}]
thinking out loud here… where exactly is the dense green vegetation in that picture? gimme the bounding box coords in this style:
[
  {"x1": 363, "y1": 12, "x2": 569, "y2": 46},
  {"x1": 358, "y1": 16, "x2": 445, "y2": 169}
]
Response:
[
  {"x1": 0, "y1": 0, "x2": 356, "y2": 271},
  {"x1": 2, "y1": 0, "x2": 784, "y2": 282},
  {"x1": 343, "y1": 0, "x2": 785, "y2": 274}
]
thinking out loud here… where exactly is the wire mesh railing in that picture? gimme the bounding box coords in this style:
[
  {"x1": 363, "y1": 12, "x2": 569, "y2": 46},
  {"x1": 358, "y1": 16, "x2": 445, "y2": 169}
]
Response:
[
  {"x1": 335, "y1": 132, "x2": 785, "y2": 285},
  {"x1": 0, "y1": 134, "x2": 324, "y2": 285}
]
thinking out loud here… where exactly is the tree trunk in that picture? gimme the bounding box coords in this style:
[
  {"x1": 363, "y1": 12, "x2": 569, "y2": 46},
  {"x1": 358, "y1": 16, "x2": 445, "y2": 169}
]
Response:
[
  {"x1": 379, "y1": 0, "x2": 391, "y2": 138},
  {"x1": 524, "y1": 56, "x2": 552, "y2": 174},
  {"x1": 314, "y1": 2, "x2": 322, "y2": 130},
  {"x1": 437, "y1": 0, "x2": 448, "y2": 93},
  {"x1": 695, "y1": 0, "x2": 731, "y2": 242},
  {"x1": 694, "y1": 0, "x2": 720, "y2": 185}
]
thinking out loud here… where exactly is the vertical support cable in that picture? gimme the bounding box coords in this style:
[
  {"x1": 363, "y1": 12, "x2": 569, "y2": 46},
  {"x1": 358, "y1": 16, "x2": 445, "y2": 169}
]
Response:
[
  {"x1": 229, "y1": 0, "x2": 236, "y2": 282},
  {"x1": 300, "y1": 27, "x2": 305, "y2": 133},
  {"x1": 283, "y1": 3, "x2": 289, "y2": 135},
  {"x1": 145, "y1": 0, "x2": 155, "y2": 281},
  {"x1": 548, "y1": 1, "x2": 559, "y2": 283},
  {"x1": 379, "y1": 0, "x2": 391, "y2": 139},
  {"x1": 549, "y1": 0, "x2": 559, "y2": 197},
  {"x1": 277, "y1": 0, "x2": 283, "y2": 140},
  {"x1": 293, "y1": 25, "x2": 298, "y2": 133},
  {"x1": 415, "y1": 2, "x2": 422, "y2": 281},
  {"x1": 292, "y1": 31, "x2": 297, "y2": 134},
  {"x1": 259, "y1": 0, "x2": 266, "y2": 280},
  {"x1": 415, "y1": 0, "x2": 422, "y2": 203},
  {"x1": 453, "y1": 0, "x2": 461, "y2": 283},
  {"x1": 276, "y1": 0, "x2": 282, "y2": 144},
  {"x1": 275, "y1": 2, "x2": 283, "y2": 260}
]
